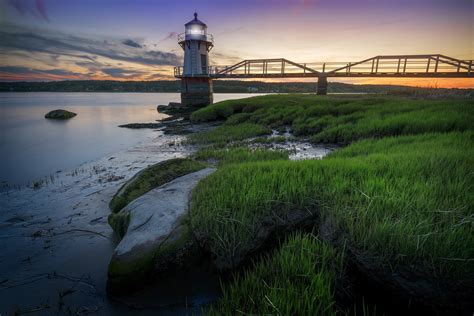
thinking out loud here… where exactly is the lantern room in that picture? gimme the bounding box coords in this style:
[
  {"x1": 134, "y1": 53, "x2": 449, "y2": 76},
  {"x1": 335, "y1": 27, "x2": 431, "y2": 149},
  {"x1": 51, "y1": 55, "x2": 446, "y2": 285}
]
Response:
[
  {"x1": 179, "y1": 12, "x2": 213, "y2": 76},
  {"x1": 185, "y1": 12, "x2": 207, "y2": 40}
]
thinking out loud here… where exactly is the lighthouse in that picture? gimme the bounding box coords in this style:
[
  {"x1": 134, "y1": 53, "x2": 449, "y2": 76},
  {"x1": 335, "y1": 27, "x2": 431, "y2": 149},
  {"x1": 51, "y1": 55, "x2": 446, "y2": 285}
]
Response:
[{"x1": 178, "y1": 13, "x2": 214, "y2": 106}]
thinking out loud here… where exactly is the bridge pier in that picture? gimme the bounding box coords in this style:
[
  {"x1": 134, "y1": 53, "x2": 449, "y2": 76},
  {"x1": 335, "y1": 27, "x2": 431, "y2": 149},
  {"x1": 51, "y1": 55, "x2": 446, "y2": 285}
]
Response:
[
  {"x1": 180, "y1": 77, "x2": 213, "y2": 107},
  {"x1": 317, "y1": 75, "x2": 328, "y2": 95}
]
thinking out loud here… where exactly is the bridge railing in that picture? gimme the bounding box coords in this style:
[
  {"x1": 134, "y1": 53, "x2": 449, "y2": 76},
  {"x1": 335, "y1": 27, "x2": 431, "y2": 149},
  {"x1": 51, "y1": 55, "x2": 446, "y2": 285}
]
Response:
[
  {"x1": 174, "y1": 55, "x2": 472, "y2": 78},
  {"x1": 209, "y1": 59, "x2": 319, "y2": 77},
  {"x1": 323, "y1": 55, "x2": 473, "y2": 76}
]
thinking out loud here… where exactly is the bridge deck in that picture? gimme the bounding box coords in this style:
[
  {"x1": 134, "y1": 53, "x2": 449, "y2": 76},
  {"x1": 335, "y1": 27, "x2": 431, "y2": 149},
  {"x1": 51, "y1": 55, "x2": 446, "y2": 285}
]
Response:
[{"x1": 174, "y1": 54, "x2": 473, "y2": 79}]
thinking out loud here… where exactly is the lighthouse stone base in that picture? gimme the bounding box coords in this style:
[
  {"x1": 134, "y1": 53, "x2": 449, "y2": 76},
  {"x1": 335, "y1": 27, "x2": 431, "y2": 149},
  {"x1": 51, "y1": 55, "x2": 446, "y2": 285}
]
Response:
[{"x1": 180, "y1": 77, "x2": 213, "y2": 107}]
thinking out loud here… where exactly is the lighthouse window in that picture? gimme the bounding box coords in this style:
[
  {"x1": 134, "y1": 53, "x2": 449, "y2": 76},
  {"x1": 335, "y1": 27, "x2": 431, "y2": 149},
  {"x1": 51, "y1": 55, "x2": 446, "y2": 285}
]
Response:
[
  {"x1": 201, "y1": 54, "x2": 207, "y2": 73},
  {"x1": 186, "y1": 26, "x2": 205, "y2": 36}
]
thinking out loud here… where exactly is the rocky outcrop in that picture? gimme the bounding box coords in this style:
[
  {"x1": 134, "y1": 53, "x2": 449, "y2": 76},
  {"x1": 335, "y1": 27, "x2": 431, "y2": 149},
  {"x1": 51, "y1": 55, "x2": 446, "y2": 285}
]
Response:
[
  {"x1": 118, "y1": 123, "x2": 163, "y2": 129},
  {"x1": 157, "y1": 102, "x2": 203, "y2": 118},
  {"x1": 44, "y1": 109, "x2": 77, "y2": 119},
  {"x1": 107, "y1": 168, "x2": 215, "y2": 294},
  {"x1": 118, "y1": 102, "x2": 207, "y2": 133}
]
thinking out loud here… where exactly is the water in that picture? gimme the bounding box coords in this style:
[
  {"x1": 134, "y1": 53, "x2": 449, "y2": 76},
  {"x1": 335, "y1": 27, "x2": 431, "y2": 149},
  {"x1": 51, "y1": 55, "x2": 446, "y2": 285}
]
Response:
[
  {"x1": 0, "y1": 92, "x2": 263, "y2": 315},
  {"x1": 0, "y1": 92, "x2": 260, "y2": 186}
]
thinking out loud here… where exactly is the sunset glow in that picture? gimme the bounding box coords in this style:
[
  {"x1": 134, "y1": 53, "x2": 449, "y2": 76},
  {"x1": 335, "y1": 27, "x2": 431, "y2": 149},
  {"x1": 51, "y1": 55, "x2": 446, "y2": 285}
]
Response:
[{"x1": 0, "y1": 0, "x2": 472, "y2": 87}]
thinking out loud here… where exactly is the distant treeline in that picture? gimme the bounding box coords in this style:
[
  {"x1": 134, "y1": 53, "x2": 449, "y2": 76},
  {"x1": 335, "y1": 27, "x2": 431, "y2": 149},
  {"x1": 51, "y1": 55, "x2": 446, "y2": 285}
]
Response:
[{"x1": 0, "y1": 80, "x2": 469, "y2": 94}]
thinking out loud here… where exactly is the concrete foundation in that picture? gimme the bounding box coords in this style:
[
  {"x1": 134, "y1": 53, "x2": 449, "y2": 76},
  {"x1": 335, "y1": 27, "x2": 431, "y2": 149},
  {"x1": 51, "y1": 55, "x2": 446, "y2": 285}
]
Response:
[
  {"x1": 317, "y1": 75, "x2": 328, "y2": 95},
  {"x1": 180, "y1": 77, "x2": 213, "y2": 107}
]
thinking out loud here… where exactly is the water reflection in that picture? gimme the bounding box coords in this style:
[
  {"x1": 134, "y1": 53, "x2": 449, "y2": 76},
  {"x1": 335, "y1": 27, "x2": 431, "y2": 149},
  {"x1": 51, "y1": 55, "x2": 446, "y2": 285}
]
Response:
[
  {"x1": 0, "y1": 92, "x2": 265, "y2": 186},
  {"x1": 0, "y1": 92, "x2": 175, "y2": 186}
]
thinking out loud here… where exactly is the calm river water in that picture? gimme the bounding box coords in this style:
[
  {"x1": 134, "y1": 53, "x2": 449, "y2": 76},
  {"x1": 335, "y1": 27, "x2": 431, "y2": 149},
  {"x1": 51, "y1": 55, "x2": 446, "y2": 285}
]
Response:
[
  {"x1": 0, "y1": 92, "x2": 263, "y2": 315},
  {"x1": 0, "y1": 92, "x2": 260, "y2": 186}
]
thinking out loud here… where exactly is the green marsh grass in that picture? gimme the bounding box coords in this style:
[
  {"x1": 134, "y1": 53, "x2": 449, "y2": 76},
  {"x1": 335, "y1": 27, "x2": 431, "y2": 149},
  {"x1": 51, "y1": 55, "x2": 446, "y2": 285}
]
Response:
[
  {"x1": 206, "y1": 233, "x2": 343, "y2": 316},
  {"x1": 189, "y1": 94, "x2": 473, "y2": 312},
  {"x1": 194, "y1": 147, "x2": 288, "y2": 166},
  {"x1": 191, "y1": 132, "x2": 474, "y2": 277},
  {"x1": 191, "y1": 94, "x2": 473, "y2": 144}
]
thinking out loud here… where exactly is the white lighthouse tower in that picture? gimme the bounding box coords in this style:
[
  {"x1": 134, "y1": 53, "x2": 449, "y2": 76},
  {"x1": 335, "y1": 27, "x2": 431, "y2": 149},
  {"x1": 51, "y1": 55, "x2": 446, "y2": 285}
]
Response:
[
  {"x1": 180, "y1": 12, "x2": 213, "y2": 75},
  {"x1": 178, "y1": 13, "x2": 214, "y2": 106}
]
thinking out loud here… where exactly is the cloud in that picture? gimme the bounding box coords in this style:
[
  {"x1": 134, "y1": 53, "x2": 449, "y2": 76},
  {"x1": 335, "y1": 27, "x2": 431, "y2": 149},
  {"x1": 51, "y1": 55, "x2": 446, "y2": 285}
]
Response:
[
  {"x1": 42, "y1": 68, "x2": 80, "y2": 76},
  {"x1": 0, "y1": 24, "x2": 181, "y2": 67},
  {"x1": 145, "y1": 73, "x2": 168, "y2": 80},
  {"x1": 161, "y1": 32, "x2": 177, "y2": 42},
  {"x1": 0, "y1": 66, "x2": 80, "y2": 76},
  {"x1": 101, "y1": 67, "x2": 146, "y2": 78},
  {"x1": 122, "y1": 39, "x2": 142, "y2": 48},
  {"x1": 35, "y1": 0, "x2": 48, "y2": 21},
  {"x1": 210, "y1": 51, "x2": 243, "y2": 64},
  {"x1": 7, "y1": 0, "x2": 49, "y2": 21},
  {"x1": 0, "y1": 66, "x2": 84, "y2": 81}
]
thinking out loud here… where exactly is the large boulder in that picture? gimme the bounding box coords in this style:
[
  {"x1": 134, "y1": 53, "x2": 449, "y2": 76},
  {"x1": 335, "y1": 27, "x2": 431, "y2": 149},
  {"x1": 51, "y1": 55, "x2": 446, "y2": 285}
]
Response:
[
  {"x1": 45, "y1": 109, "x2": 77, "y2": 119},
  {"x1": 107, "y1": 168, "x2": 215, "y2": 294}
]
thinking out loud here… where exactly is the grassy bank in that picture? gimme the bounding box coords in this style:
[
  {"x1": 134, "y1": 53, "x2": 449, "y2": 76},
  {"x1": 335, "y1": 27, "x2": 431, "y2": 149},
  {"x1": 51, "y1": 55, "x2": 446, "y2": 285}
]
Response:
[
  {"x1": 191, "y1": 132, "x2": 473, "y2": 278},
  {"x1": 185, "y1": 94, "x2": 474, "y2": 313},
  {"x1": 207, "y1": 233, "x2": 344, "y2": 315},
  {"x1": 195, "y1": 135, "x2": 473, "y2": 312},
  {"x1": 191, "y1": 94, "x2": 473, "y2": 144},
  {"x1": 194, "y1": 147, "x2": 288, "y2": 166}
]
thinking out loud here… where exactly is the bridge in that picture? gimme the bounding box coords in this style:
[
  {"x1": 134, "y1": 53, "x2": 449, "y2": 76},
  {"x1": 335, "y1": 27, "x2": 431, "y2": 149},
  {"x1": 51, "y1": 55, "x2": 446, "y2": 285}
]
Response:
[{"x1": 174, "y1": 54, "x2": 473, "y2": 95}]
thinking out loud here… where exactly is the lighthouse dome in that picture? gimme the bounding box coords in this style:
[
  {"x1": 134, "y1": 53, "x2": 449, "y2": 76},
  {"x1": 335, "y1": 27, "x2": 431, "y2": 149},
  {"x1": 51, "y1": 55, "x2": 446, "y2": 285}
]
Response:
[
  {"x1": 185, "y1": 12, "x2": 207, "y2": 27},
  {"x1": 184, "y1": 12, "x2": 208, "y2": 40}
]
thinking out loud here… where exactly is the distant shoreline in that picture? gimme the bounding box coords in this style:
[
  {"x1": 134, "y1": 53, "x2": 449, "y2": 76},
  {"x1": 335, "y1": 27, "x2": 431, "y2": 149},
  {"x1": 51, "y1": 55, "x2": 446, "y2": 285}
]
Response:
[{"x1": 2, "y1": 80, "x2": 471, "y2": 94}]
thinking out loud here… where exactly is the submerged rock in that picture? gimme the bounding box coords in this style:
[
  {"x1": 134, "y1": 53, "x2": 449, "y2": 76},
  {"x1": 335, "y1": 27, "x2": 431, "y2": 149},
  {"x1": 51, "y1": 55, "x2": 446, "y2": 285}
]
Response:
[
  {"x1": 118, "y1": 122, "x2": 162, "y2": 129},
  {"x1": 107, "y1": 168, "x2": 215, "y2": 294},
  {"x1": 44, "y1": 109, "x2": 77, "y2": 119}
]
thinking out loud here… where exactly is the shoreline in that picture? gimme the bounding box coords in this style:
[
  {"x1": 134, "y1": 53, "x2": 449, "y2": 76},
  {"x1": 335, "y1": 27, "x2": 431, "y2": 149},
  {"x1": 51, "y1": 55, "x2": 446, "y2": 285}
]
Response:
[
  {"x1": 0, "y1": 131, "x2": 160, "y2": 192},
  {"x1": 0, "y1": 130, "x2": 206, "y2": 315},
  {"x1": 0, "y1": 111, "x2": 335, "y2": 314},
  {"x1": 2, "y1": 92, "x2": 472, "y2": 314}
]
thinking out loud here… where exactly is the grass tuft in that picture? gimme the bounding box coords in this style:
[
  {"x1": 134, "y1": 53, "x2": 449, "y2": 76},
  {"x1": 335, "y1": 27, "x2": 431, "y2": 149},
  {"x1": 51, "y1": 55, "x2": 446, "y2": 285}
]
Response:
[
  {"x1": 187, "y1": 123, "x2": 271, "y2": 145},
  {"x1": 206, "y1": 233, "x2": 343, "y2": 315},
  {"x1": 194, "y1": 147, "x2": 288, "y2": 166}
]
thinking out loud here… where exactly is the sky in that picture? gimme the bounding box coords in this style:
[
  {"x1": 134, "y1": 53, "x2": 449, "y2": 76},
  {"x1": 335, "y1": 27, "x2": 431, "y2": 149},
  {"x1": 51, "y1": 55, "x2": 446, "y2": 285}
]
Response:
[{"x1": 0, "y1": 0, "x2": 473, "y2": 87}]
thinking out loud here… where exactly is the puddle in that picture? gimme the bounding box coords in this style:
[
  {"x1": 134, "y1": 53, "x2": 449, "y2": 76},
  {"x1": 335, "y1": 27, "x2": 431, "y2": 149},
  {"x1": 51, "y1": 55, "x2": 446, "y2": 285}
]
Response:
[{"x1": 250, "y1": 129, "x2": 335, "y2": 160}]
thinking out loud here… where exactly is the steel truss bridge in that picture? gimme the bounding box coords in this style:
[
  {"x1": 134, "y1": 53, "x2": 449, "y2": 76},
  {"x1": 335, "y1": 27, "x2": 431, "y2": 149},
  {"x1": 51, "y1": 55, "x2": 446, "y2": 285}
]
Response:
[
  {"x1": 175, "y1": 54, "x2": 472, "y2": 79},
  {"x1": 174, "y1": 54, "x2": 472, "y2": 95}
]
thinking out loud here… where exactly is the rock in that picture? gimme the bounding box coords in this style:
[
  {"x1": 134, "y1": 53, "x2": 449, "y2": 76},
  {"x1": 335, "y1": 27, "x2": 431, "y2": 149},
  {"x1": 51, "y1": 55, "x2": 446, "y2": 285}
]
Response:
[
  {"x1": 156, "y1": 102, "x2": 182, "y2": 112},
  {"x1": 118, "y1": 123, "x2": 163, "y2": 129},
  {"x1": 157, "y1": 102, "x2": 202, "y2": 118},
  {"x1": 44, "y1": 109, "x2": 77, "y2": 119},
  {"x1": 107, "y1": 168, "x2": 216, "y2": 294},
  {"x1": 168, "y1": 102, "x2": 182, "y2": 107}
]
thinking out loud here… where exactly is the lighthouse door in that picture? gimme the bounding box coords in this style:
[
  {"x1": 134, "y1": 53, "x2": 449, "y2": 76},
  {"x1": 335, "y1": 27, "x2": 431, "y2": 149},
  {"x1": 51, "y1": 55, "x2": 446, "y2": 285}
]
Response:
[{"x1": 201, "y1": 54, "x2": 207, "y2": 74}]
